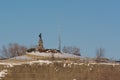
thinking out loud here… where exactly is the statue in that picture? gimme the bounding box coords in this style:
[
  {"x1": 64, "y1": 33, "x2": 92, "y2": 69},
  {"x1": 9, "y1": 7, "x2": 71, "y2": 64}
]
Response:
[
  {"x1": 39, "y1": 33, "x2": 42, "y2": 40},
  {"x1": 38, "y1": 33, "x2": 44, "y2": 51},
  {"x1": 27, "y1": 33, "x2": 61, "y2": 53}
]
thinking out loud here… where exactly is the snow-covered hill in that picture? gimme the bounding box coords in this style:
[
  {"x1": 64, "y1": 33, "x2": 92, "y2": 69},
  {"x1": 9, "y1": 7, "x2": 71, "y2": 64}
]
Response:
[
  {"x1": 27, "y1": 52, "x2": 80, "y2": 58},
  {"x1": 10, "y1": 52, "x2": 80, "y2": 60}
]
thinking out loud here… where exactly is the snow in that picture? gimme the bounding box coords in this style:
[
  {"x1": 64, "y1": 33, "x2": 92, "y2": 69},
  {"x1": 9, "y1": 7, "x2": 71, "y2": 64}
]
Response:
[
  {"x1": 27, "y1": 52, "x2": 80, "y2": 59},
  {"x1": 54, "y1": 67, "x2": 59, "y2": 72},
  {"x1": 63, "y1": 63, "x2": 66, "y2": 67},
  {"x1": 28, "y1": 60, "x2": 52, "y2": 65},
  {"x1": 0, "y1": 60, "x2": 53, "y2": 67},
  {"x1": 11, "y1": 55, "x2": 33, "y2": 60},
  {"x1": 0, "y1": 61, "x2": 119, "y2": 68},
  {"x1": 0, "y1": 52, "x2": 120, "y2": 71},
  {"x1": 99, "y1": 63, "x2": 119, "y2": 65},
  {"x1": 27, "y1": 52, "x2": 52, "y2": 57},
  {"x1": 68, "y1": 63, "x2": 72, "y2": 68},
  {"x1": 0, "y1": 69, "x2": 7, "y2": 79},
  {"x1": 54, "y1": 53, "x2": 80, "y2": 58},
  {"x1": 8, "y1": 52, "x2": 80, "y2": 61},
  {"x1": 0, "y1": 63, "x2": 14, "y2": 68}
]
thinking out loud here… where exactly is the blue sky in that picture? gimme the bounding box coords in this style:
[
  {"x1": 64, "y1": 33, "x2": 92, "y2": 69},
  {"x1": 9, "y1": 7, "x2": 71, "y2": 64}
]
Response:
[{"x1": 0, "y1": 0, "x2": 120, "y2": 59}]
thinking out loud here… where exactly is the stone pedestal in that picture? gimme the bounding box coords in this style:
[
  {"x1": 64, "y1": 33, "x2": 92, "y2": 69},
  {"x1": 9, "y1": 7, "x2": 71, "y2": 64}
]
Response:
[{"x1": 38, "y1": 33, "x2": 44, "y2": 51}]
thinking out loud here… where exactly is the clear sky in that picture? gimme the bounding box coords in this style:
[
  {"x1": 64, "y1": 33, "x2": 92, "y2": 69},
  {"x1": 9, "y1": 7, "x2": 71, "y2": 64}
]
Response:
[{"x1": 0, "y1": 0, "x2": 120, "y2": 59}]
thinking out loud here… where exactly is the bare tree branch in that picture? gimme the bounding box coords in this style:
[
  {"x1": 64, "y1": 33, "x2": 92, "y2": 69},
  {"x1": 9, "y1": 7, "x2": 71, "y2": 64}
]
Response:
[
  {"x1": 62, "y1": 46, "x2": 81, "y2": 56},
  {"x1": 1, "y1": 43, "x2": 27, "y2": 58}
]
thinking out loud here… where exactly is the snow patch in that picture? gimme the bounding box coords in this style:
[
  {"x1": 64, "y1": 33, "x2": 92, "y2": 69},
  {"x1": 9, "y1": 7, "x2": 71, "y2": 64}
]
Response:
[
  {"x1": 0, "y1": 69, "x2": 7, "y2": 79},
  {"x1": 27, "y1": 52, "x2": 80, "y2": 59},
  {"x1": 28, "y1": 60, "x2": 52, "y2": 65},
  {"x1": 0, "y1": 63, "x2": 14, "y2": 68},
  {"x1": 54, "y1": 67, "x2": 59, "y2": 72},
  {"x1": 63, "y1": 63, "x2": 66, "y2": 67},
  {"x1": 11, "y1": 55, "x2": 33, "y2": 60}
]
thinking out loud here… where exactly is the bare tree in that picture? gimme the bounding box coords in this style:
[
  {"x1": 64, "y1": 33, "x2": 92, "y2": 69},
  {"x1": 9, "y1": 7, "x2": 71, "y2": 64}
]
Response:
[
  {"x1": 1, "y1": 43, "x2": 27, "y2": 58},
  {"x1": 1, "y1": 46, "x2": 9, "y2": 58},
  {"x1": 62, "y1": 46, "x2": 81, "y2": 56}
]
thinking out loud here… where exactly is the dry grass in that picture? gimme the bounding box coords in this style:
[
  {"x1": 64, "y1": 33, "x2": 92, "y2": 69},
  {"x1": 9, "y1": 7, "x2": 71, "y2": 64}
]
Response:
[
  {"x1": 1, "y1": 62, "x2": 120, "y2": 80},
  {"x1": 0, "y1": 59, "x2": 32, "y2": 63},
  {"x1": 0, "y1": 54, "x2": 119, "y2": 80}
]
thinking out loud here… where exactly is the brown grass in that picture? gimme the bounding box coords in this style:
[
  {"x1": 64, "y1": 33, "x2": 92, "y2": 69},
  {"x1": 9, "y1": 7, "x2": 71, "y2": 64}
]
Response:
[{"x1": 1, "y1": 62, "x2": 120, "y2": 80}]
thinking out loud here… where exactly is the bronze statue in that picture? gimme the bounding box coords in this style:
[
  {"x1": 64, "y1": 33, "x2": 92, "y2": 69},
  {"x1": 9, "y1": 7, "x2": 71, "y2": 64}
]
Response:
[{"x1": 39, "y1": 33, "x2": 42, "y2": 40}]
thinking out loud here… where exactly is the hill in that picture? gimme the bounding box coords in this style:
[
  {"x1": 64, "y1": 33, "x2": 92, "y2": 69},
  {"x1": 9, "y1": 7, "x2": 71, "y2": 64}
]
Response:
[
  {"x1": 0, "y1": 58, "x2": 119, "y2": 80},
  {"x1": 10, "y1": 52, "x2": 80, "y2": 61},
  {"x1": 0, "y1": 52, "x2": 119, "y2": 80}
]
